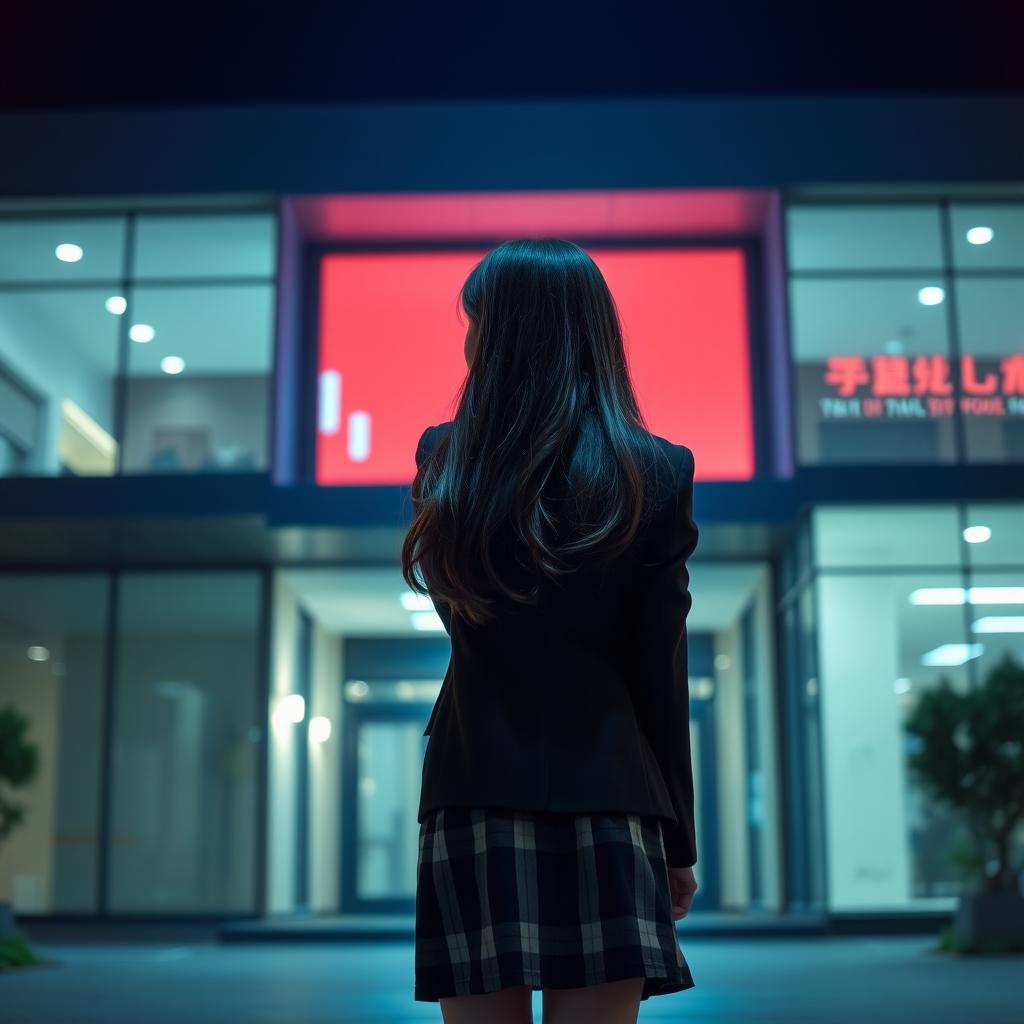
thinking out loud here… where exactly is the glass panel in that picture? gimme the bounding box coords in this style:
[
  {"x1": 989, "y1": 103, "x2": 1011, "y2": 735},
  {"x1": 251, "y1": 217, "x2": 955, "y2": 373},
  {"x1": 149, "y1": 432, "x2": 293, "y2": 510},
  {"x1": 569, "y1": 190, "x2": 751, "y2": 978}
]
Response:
[
  {"x1": 0, "y1": 216, "x2": 125, "y2": 283},
  {"x1": 816, "y1": 572, "x2": 972, "y2": 909},
  {"x1": 120, "y1": 284, "x2": 274, "y2": 473},
  {"x1": 356, "y1": 720, "x2": 423, "y2": 899},
  {"x1": 133, "y1": 214, "x2": 276, "y2": 279},
  {"x1": 950, "y1": 203, "x2": 1024, "y2": 270},
  {"x1": 787, "y1": 204, "x2": 943, "y2": 270},
  {"x1": 955, "y1": 277, "x2": 1024, "y2": 462},
  {"x1": 797, "y1": 585, "x2": 826, "y2": 910},
  {"x1": 966, "y1": 571, "x2": 1024, "y2": 683},
  {"x1": 0, "y1": 288, "x2": 119, "y2": 476},
  {"x1": 790, "y1": 278, "x2": 955, "y2": 464},
  {"x1": 108, "y1": 572, "x2": 261, "y2": 912},
  {"x1": 963, "y1": 503, "x2": 1024, "y2": 566},
  {"x1": 0, "y1": 574, "x2": 108, "y2": 913},
  {"x1": 812, "y1": 505, "x2": 961, "y2": 569}
]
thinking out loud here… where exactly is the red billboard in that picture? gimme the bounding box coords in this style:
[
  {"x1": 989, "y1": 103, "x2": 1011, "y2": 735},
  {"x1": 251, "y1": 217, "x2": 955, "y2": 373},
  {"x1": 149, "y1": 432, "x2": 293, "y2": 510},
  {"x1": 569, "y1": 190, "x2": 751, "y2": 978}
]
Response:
[{"x1": 316, "y1": 247, "x2": 753, "y2": 484}]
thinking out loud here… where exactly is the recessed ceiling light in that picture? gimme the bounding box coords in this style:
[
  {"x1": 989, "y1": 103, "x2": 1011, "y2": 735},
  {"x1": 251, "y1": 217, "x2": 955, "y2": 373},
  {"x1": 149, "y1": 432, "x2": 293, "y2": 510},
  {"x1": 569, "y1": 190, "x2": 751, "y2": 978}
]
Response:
[
  {"x1": 921, "y1": 643, "x2": 983, "y2": 666},
  {"x1": 910, "y1": 585, "x2": 1024, "y2": 605},
  {"x1": 400, "y1": 592, "x2": 434, "y2": 611},
  {"x1": 27, "y1": 645, "x2": 50, "y2": 661},
  {"x1": 971, "y1": 617, "x2": 1024, "y2": 634},
  {"x1": 129, "y1": 323, "x2": 155, "y2": 343},
  {"x1": 962, "y1": 525, "x2": 992, "y2": 544},
  {"x1": 965, "y1": 226, "x2": 994, "y2": 245},
  {"x1": 968, "y1": 586, "x2": 1024, "y2": 604},
  {"x1": 160, "y1": 355, "x2": 185, "y2": 375},
  {"x1": 105, "y1": 295, "x2": 127, "y2": 315},
  {"x1": 909, "y1": 587, "x2": 966, "y2": 605},
  {"x1": 917, "y1": 286, "x2": 945, "y2": 306},
  {"x1": 55, "y1": 243, "x2": 83, "y2": 262}
]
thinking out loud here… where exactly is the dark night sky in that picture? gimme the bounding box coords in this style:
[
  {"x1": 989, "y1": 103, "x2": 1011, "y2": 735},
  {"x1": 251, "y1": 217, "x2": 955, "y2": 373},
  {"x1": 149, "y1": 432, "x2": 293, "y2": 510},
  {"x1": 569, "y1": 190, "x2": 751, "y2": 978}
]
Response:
[{"x1": 2, "y1": 1, "x2": 1023, "y2": 111}]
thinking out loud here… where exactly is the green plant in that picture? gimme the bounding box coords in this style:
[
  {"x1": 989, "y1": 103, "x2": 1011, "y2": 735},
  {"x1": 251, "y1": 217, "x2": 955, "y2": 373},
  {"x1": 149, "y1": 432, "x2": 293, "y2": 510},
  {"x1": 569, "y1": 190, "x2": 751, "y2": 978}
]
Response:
[
  {"x1": 905, "y1": 653, "x2": 1024, "y2": 894},
  {"x1": 0, "y1": 704, "x2": 39, "y2": 849},
  {"x1": 0, "y1": 932, "x2": 45, "y2": 969}
]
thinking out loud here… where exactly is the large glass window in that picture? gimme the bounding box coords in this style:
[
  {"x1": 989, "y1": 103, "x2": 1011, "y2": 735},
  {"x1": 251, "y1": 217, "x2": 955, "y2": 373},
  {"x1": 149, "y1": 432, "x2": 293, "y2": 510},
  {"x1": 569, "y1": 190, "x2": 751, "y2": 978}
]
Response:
[
  {"x1": 0, "y1": 203, "x2": 276, "y2": 477},
  {"x1": 108, "y1": 572, "x2": 262, "y2": 913},
  {"x1": 0, "y1": 574, "x2": 109, "y2": 913},
  {"x1": 810, "y1": 503, "x2": 1024, "y2": 911},
  {"x1": 787, "y1": 196, "x2": 1024, "y2": 466}
]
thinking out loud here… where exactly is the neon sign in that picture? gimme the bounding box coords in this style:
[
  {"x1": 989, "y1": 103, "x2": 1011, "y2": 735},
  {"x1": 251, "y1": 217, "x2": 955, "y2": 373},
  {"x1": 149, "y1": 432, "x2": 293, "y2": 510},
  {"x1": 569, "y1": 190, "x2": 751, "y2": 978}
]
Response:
[{"x1": 820, "y1": 354, "x2": 1024, "y2": 419}]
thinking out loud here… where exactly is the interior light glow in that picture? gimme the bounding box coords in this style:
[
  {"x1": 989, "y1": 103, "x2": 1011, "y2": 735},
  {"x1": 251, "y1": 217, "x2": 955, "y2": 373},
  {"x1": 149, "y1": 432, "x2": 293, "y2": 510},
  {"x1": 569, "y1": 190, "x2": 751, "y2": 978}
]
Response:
[
  {"x1": 347, "y1": 680, "x2": 369, "y2": 700},
  {"x1": 309, "y1": 715, "x2": 332, "y2": 743},
  {"x1": 966, "y1": 226, "x2": 994, "y2": 245},
  {"x1": 105, "y1": 295, "x2": 127, "y2": 315},
  {"x1": 129, "y1": 323, "x2": 155, "y2": 343},
  {"x1": 910, "y1": 586, "x2": 1024, "y2": 605},
  {"x1": 917, "y1": 286, "x2": 945, "y2": 306},
  {"x1": 962, "y1": 525, "x2": 992, "y2": 544},
  {"x1": 60, "y1": 398, "x2": 117, "y2": 458},
  {"x1": 412, "y1": 611, "x2": 446, "y2": 631},
  {"x1": 968, "y1": 587, "x2": 1024, "y2": 604},
  {"x1": 27, "y1": 645, "x2": 50, "y2": 662},
  {"x1": 921, "y1": 643, "x2": 984, "y2": 666},
  {"x1": 161, "y1": 355, "x2": 185, "y2": 375},
  {"x1": 894, "y1": 677, "x2": 912, "y2": 694},
  {"x1": 279, "y1": 694, "x2": 305, "y2": 724},
  {"x1": 909, "y1": 587, "x2": 966, "y2": 605},
  {"x1": 400, "y1": 592, "x2": 434, "y2": 611},
  {"x1": 971, "y1": 617, "x2": 1024, "y2": 634},
  {"x1": 55, "y1": 243, "x2": 83, "y2": 262}
]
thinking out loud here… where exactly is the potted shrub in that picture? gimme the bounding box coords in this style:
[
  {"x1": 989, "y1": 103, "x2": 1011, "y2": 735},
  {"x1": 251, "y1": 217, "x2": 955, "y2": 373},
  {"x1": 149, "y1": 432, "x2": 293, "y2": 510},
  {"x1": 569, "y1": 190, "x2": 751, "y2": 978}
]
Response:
[
  {"x1": 0, "y1": 704, "x2": 40, "y2": 941},
  {"x1": 904, "y1": 653, "x2": 1024, "y2": 948}
]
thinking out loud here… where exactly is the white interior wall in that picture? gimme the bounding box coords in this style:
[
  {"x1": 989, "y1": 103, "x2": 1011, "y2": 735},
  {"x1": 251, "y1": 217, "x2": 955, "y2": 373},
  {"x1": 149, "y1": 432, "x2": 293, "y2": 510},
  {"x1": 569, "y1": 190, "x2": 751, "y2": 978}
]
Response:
[
  {"x1": 714, "y1": 624, "x2": 750, "y2": 910},
  {"x1": 817, "y1": 575, "x2": 912, "y2": 909},
  {"x1": 309, "y1": 621, "x2": 342, "y2": 913}
]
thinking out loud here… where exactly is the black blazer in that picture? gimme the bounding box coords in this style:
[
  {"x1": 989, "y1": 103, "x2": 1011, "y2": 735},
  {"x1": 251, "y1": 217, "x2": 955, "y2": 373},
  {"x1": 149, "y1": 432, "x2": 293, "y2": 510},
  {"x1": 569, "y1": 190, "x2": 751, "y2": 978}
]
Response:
[{"x1": 412, "y1": 421, "x2": 700, "y2": 868}]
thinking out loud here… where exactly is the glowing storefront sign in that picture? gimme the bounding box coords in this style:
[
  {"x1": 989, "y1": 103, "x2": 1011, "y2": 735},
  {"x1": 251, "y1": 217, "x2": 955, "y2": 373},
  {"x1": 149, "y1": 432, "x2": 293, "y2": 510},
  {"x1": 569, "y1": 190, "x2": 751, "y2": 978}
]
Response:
[
  {"x1": 820, "y1": 353, "x2": 1024, "y2": 419},
  {"x1": 316, "y1": 247, "x2": 755, "y2": 484}
]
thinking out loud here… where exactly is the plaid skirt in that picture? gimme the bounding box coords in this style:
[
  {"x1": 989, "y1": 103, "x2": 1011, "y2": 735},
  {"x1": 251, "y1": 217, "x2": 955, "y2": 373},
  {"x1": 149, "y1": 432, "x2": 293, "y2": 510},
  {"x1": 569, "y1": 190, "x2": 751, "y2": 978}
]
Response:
[{"x1": 414, "y1": 806, "x2": 695, "y2": 1002}]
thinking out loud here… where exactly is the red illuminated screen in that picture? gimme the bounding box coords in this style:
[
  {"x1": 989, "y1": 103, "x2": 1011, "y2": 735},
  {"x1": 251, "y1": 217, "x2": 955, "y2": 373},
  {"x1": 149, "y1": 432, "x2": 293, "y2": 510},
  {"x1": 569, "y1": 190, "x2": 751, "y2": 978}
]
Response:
[{"x1": 316, "y1": 248, "x2": 753, "y2": 484}]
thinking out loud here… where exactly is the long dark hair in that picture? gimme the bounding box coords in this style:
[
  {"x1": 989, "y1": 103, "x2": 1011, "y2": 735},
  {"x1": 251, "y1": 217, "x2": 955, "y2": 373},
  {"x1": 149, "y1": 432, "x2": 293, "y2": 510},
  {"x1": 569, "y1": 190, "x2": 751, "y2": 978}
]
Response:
[{"x1": 401, "y1": 238, "x2": 671, "y2": 627}]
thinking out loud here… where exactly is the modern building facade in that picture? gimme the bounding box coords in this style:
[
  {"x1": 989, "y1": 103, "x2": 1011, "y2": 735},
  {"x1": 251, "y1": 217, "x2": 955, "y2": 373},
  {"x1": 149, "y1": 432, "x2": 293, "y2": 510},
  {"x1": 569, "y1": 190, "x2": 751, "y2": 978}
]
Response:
[{"x1": 0, "y1": 94, "x2": 1022, "y2": 927}]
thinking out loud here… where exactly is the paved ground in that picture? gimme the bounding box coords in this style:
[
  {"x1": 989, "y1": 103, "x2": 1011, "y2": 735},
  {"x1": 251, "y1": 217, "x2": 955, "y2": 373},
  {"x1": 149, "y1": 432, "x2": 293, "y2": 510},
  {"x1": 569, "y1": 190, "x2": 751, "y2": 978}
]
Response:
[{"x1": 1, "y1": 936, "x2": 1021, "y2": 1023}]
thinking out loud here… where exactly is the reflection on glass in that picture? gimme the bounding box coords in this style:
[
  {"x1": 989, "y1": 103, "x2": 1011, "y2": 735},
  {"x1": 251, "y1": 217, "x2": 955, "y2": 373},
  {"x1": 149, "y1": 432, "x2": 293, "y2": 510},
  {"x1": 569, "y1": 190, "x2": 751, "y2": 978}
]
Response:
[
  {"x1": 0, "y1": 216, "x2": 126, "y2": 283},
  {"x1": 133, "y1": 214, "x2": 276, "y2": 280},
  {"x1": 786, "y1": 204, "x2": 943, "y2": 271},
  {"x1": 121, "y1": 284, "x2": 274, "y2": 473},
  {"x1": 817, "y1": 571, "x2": 971, "y2": 908},
  {"x1": 963, "y1": 503, "x2": 1024, "y2": 566},
  {"x1": 789, "y1": 278, "x2": 954, "y2": 464},
  {"x1": 968, "y1": 572, "x2": 1024, "y2": 685},
  {"x1": 356, "y1": 721, "x2": 423, "y2": 899},
  {"x1": 955, "y1": 277, "x2": 1024, "y2": 463},
  {"x1": 108, "y1": 572, "x2": 261, "y2": 912},
  {"x1": 0, "y1": 289, "x2": 119, "y2": 476},
  {"x1": 0, "y1": 574, "x2": 108, "y2": 912},
  {"x1": 950, "y1": 204, "x2": 1024, "y2": 270},
  {"x1": 812, "y1": 505, "x2": 960, "y2": 569}
]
